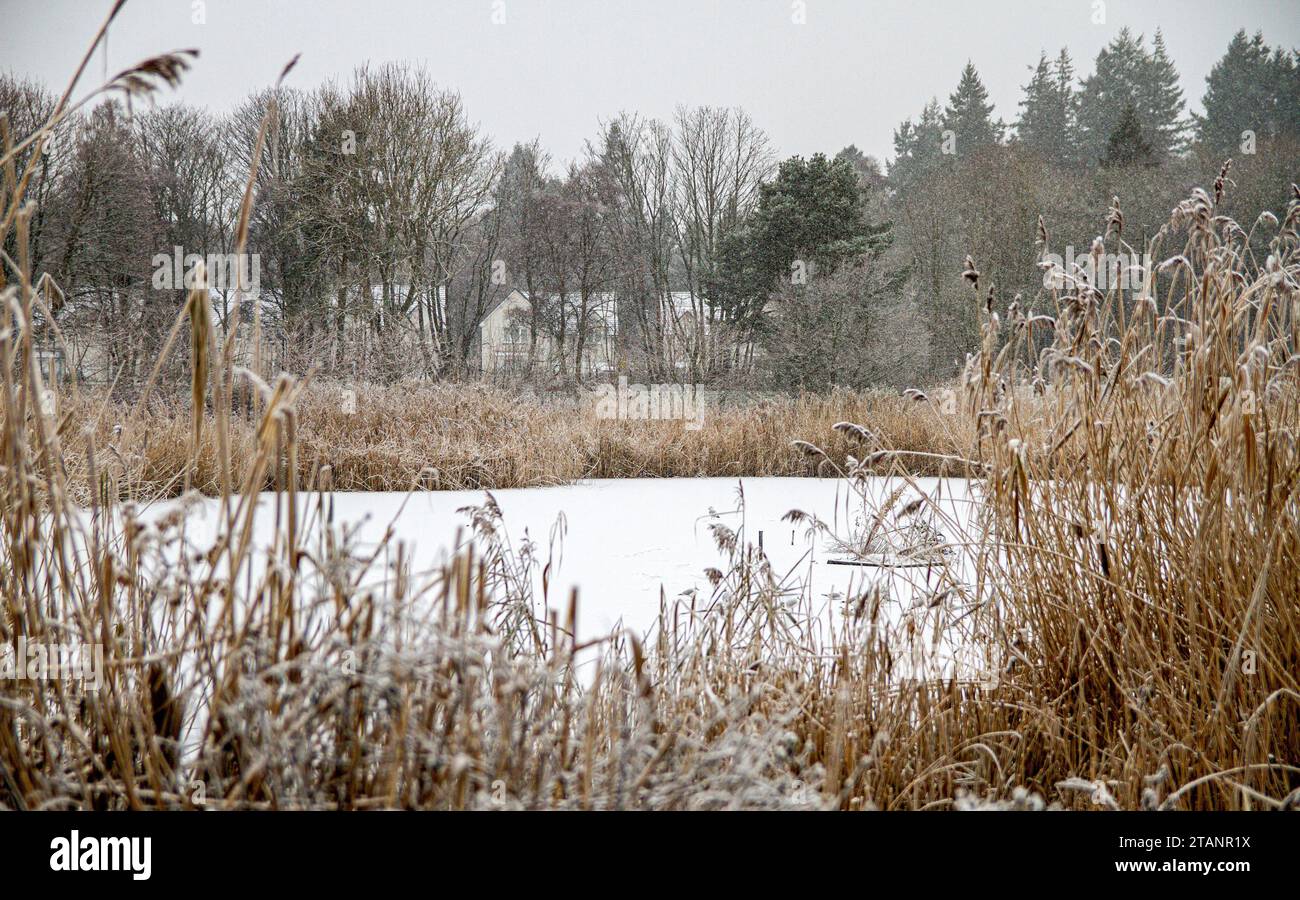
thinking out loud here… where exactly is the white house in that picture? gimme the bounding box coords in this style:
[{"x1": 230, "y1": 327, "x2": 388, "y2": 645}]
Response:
[
  {"x1": 478, "y1": 289, "x2": 620, "y2": 377},
  {"x1": 478, "y1": 288, "x2": 708, "y2": 378}
]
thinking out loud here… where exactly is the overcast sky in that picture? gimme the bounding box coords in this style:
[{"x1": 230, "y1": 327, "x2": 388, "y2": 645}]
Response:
[{"x1": 3, "y1": 0, "x2": 1298, "y2": 166}]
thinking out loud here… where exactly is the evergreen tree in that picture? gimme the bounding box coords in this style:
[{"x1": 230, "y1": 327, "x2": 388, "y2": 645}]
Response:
[
  {"x1": 746, "y1": 153, "x2": 883, "y2": 282},
  {"x1": 1016, "y1": 53, "x2": 1056, "y2": 152},
  {"x1": 1077, "y1": 28, "x2": 1184, "y2": 165},
  {"x1": 888, "y1": 98, "x2": 947, "y2": 189},
  {"x1": 1276, "y1": 48, "x2": 1300, "y2": 138},
  {"x1": 1197, "y1": 31, "x2": 1294, "y2": 154},
  {"x1": 1015, "y1": 48, "x2": 1079, "y2": 165},
  {"x1": 1052, "y1": 48, "x2": 1081, "y2": 161},
  {"x1": 1078, "y1": 28, "x2": 1149, "y2": 165},
  {"x1": 942, "y1": 61, "x2": 1003, "y2": 153},
  {"x1": 714, "y1": 154, "x2": 890, "y2": 339},
  {"x1": 1102, "y1": 102, "x2": 1157, "y2": 168},
  {"x1": 1141, "y1": 30, "x2": 1188, "y2": 155}
]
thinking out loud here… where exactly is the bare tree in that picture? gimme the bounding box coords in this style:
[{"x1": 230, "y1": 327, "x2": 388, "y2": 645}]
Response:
[
  {"x1": 531, "y1": 160, "x2": 620, "y2": 383},
  {"x1": 305, "y1": 65, "x2": 498, "y2": 375},
  {"x1": 595, "y1": 114, "x2": 674, "y2": 379},
  {"x1": 228, "y1": 86, "x2": 328, "y2": 350},
  {"x1": 136, "y1": 105, "x2": 239, "y2": 322},
  {"x1": 43, "y1": 101, "x2": 163, "y2": 382},
  {"x1": 669, "y1": 105, "x2": 773, "y2": 377},
  {"x1": 1, "y1": 75, "x2": 61, "y2": 278},
  {"x1": 496, "y1": 140, "x2": 551, "y2": 375}
]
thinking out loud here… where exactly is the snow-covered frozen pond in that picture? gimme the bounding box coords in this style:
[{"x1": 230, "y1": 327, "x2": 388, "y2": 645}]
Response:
[
  {"x1": 115, "y1": 476, "x2": 993, "y2": 772},
  {"x1": 150, "y1": 476, "x2": 983, "y2": 647}
]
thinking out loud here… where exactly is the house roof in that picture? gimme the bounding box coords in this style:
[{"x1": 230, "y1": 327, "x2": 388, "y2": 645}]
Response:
[
  {"x1": 481, "y1": 289, "x2": 619, "y2": 331},
  {"x1": 481, "y1": 287, "x2": 529, "y2": 319}
]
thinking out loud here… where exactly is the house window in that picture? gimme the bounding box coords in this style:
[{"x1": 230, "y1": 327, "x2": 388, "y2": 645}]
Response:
[{"x1": 495, "y1": 347, "x2": 528, "y2": 375}]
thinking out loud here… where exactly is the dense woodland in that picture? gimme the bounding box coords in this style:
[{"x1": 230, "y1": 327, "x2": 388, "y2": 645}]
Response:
[{"x1": 4, "y1": 26, "x2": 1298, "y2": 390}]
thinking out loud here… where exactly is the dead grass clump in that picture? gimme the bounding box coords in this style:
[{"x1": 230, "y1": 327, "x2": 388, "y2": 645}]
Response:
[{"x1": 44, "y1": 382, "x2": 972, "y2": 501}]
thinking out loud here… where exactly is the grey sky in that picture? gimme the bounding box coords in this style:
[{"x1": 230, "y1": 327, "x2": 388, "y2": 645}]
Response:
[{"x1": 3, "y1": 0, "x2": 1298, "y2": 167}]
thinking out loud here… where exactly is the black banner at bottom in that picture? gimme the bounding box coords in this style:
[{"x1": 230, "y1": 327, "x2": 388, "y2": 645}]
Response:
[{"x1": 0, "y1": 811, "x2": 1286, "y2": 888}]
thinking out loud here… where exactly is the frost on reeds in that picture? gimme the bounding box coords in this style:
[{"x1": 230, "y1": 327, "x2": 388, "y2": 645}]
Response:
[
  {"x1": 44, "y1": 381, "x2": 970, "y2": 501},
  {"x1": 784, "y1": 177, "x2": 1300, "y2": 810}
]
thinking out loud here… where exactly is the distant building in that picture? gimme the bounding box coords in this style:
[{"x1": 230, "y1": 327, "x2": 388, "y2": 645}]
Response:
[
  {"x1": 478, "y1": 289, "x2": 536, "y2": 376},
  {"x1": 478, "y1": 288, "x2": 705, "y2": 378},
  {"x1": 478, "y1": 288, "x2": 620, "y2": 378}
]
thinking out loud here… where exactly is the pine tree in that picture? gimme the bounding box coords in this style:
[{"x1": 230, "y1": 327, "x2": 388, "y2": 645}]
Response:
[
  {"x1": 888, "y1": 98, "x2": 947, "y2": 189},
  {"x1": 1197, "y1": 31, "x2": 1293, "y2": 155},
  {"x1": 1275, "y1": 48, "x2": 1300, "y2": 138},
  {"x1": 1016, "y1": 53, "x2": 1056, "y2": 154},
  {"x1": 1141, "y1": 30, "x2": 1188, "y2": 155},
  {"x1": 1015, "y1": 48, "x2": 1079, "y2": 166},
  {"x1": 942, "y1": 62, "x2": 1003, "y2": 154},
  {"x1": 747, "y1": 153, "x2": 881, "y2": 283},
  {"x1": 1052, "y1": 48, "x2": 1081, "y2": 163},
  {"x1": 1078, "y1": 28, "x2": 1150, "y2": 165},
  {"x1": 1102, "y1": 102, "x2": 1157, "y2": 168}
]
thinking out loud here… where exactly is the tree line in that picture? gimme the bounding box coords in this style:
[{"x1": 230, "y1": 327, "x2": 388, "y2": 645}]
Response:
[{"x1": 3, "y1": 26, "x2": 1297, "y2": 391}]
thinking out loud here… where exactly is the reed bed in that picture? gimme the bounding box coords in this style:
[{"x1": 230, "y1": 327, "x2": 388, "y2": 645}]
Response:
[{"x1": 46, "y1": 382, "x2": 972, "y2": 501}]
